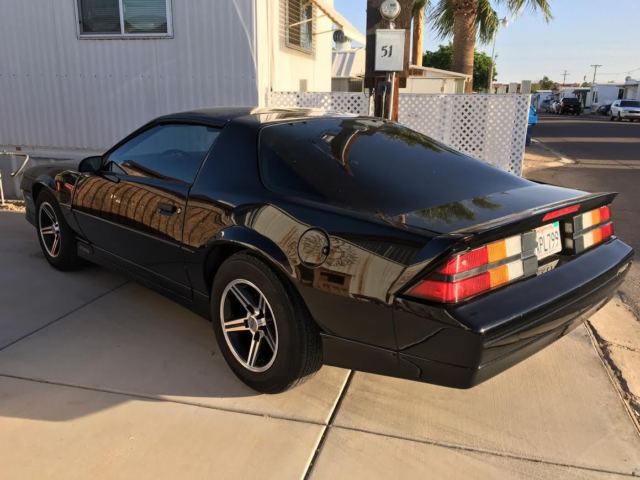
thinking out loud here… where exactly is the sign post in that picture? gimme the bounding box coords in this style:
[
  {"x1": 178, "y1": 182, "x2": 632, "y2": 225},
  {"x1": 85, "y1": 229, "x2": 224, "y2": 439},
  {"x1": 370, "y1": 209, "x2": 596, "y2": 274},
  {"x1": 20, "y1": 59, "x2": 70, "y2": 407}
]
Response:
[
  {"x1": 366, "y1": 0, "x2": 408, "y2": 120},
  {"x1": 375, "y1": 29, "x2": 405, "y2": 119}
]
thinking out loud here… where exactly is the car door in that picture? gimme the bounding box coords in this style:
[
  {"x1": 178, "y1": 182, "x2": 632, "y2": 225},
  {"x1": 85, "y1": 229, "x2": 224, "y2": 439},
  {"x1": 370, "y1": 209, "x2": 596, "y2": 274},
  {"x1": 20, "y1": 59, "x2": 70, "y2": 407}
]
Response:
[
  {"x1": 72, "y1": 122, "x2": 220, "y2": 296},
  {"x1": 611, "y1": 101, "x2": 619, "y2": 116}
]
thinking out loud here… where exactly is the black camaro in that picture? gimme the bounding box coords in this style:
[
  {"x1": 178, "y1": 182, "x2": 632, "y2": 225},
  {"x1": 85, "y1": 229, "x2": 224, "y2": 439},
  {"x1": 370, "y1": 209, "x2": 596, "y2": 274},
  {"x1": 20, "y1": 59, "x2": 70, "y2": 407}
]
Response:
[{"x1": 21, "y1": 107, "x2": 633, "y2": 393}]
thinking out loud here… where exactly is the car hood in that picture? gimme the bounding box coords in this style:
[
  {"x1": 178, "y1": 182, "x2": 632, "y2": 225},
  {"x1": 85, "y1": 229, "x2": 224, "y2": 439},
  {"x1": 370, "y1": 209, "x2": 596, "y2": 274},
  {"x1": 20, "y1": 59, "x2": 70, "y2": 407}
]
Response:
[{"x1": 388, "y1": 183, "x2": 587, "y2": 235}]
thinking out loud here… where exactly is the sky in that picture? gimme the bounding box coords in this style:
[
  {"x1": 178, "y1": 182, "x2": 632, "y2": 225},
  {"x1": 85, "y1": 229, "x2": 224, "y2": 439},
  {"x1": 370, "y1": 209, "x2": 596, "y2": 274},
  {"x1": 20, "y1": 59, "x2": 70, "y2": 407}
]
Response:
[{"x1": 333, "y1": 0, "x2": 640, "y2": 84}]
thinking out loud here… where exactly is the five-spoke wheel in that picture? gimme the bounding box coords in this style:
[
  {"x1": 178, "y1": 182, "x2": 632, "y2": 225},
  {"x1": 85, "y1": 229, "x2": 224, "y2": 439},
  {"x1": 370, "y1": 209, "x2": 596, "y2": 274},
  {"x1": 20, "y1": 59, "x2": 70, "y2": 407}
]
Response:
[
  {"x1": 211, "y1": 253, "x2": 322, "y2": 393},
  {"x1": 38, "y1": 201, "x2": 61, "y2": 258},
  {"x1": 35, "y1": 189, "x2": 82, "y2": 270},
  {"x1": 220, "y1": 279, "x2": 278, "y2": 372}
]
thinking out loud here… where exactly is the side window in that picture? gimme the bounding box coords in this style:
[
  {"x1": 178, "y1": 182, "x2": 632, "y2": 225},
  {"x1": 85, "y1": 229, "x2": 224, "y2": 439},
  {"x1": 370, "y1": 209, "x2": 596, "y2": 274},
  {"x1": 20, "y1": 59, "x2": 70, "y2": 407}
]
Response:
[
  {"x1": 77, "y1": 0, "x2": 172, "y2": 37},
  {"x1": 107, "y1": 124, "x2": 220, "y2": 183}
]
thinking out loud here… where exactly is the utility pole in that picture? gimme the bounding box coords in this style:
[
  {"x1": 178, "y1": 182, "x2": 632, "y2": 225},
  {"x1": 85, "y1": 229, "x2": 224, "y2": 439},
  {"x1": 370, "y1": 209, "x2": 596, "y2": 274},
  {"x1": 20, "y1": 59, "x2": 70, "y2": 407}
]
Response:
[
  {"x1": 561, "y1": 70, "x2": 569, "y2": 86},
  {"x1": 590, "y1": 64, "x2": 602, "y2": 85}
]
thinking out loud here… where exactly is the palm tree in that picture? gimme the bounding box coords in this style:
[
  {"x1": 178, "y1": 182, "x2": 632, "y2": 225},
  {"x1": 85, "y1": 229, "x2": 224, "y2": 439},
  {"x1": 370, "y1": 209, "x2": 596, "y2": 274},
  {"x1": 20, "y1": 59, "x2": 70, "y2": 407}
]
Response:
[
  {"x1": 430, "y1": 0, "x2": 552, "y2": 92},
  {"x1": 411, "y1": 0, "x2": 429, "y2": 66}
]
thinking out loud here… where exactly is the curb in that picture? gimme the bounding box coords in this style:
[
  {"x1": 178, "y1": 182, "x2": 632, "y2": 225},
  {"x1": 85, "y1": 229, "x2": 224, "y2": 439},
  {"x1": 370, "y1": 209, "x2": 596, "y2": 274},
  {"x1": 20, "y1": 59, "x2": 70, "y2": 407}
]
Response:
[{"x1": 531, "y1": 139, "x2": 576, "y2": 165}]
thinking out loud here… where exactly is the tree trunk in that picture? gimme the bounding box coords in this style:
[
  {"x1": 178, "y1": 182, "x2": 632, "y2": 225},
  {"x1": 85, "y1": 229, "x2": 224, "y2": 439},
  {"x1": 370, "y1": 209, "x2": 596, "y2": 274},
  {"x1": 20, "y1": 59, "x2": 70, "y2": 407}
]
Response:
[
  {"x1": 451, "y1": 0, "x2": 478, "y2": 93},
  {"x1": 411, "y1": 8, "x2": 425, "y2": 66}
]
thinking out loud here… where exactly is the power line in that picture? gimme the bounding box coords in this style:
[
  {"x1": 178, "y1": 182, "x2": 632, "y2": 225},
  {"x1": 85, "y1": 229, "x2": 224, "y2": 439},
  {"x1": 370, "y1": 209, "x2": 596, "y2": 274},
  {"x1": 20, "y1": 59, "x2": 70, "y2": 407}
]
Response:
[{"x1": 597, "y1": 66, "x2": 640, "y2": 76}]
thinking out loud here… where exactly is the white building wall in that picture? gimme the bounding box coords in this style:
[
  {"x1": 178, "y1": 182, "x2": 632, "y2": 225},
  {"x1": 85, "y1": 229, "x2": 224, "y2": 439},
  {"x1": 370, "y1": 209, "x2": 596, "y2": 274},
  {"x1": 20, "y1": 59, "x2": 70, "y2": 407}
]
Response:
[
  {"x1": 0, "y1": 0, "x2": 259, "y2": 154},
  {"x1": 402, "y1": 77, "x2": 465, "y2": 94},
  {"x1": 589, "y1": 84, "x2": 624, "y2": 108},
  {"x1": 623, "y1": 81, "x2": 640, "y2": 100},
  {"x1": 256, "y1": 0, "x2": 333, "y2": 104}
]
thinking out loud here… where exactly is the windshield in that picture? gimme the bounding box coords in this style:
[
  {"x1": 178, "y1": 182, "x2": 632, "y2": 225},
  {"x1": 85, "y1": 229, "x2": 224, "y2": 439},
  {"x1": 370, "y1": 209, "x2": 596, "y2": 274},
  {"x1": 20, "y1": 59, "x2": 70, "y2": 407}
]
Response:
[
  {"x1": 621, "y1": 100, "x2": 640, "y2": 107},
  {"x1": 259, "y1": 118, "x2": 527, "y2": 215}
]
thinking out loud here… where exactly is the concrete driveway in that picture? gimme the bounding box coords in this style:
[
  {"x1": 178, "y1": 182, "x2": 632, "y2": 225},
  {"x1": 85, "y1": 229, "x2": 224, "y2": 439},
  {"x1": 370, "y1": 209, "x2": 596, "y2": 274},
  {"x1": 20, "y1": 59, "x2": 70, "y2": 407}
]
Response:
[{"x1": 1, "y1": 210, "x2": 639, "y2": 479}]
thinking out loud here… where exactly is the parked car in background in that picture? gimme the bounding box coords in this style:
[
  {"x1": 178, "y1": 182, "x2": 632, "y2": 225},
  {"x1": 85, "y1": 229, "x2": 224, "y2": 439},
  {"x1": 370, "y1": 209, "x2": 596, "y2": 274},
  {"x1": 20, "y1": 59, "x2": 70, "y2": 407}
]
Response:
[
  {"x1": 596, "y1": 104, "x2": 612, "y2": 116},
  {"x1": 540, "y1": 99, "x2": 552, "y2": 113},
  {"x1": 610, "y1": 99, "x2": 640, "y2": 121},
  {"x1": 559, "y1": 98, "x2": 582, "y2": 115},
  {"x1": 19, "y1": 107, "x2": 633, "y2": 393}
]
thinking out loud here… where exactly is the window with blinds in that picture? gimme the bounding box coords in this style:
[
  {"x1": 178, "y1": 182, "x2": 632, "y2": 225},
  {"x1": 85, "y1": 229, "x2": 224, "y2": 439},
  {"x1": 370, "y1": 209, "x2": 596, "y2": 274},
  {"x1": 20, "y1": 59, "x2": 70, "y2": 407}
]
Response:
[
  {"x1": 285, "y1": 0, "x2": 314, "y2": 52},
  {"x1": 77, "y1": 0, "x2": 172, "y2": 37}
]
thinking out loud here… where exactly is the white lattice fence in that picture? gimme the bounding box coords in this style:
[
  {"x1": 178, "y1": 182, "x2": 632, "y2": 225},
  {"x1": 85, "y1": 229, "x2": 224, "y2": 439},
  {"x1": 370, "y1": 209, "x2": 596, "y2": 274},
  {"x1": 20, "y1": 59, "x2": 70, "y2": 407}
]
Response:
[
  {"x1": 399, "y1": 94, "x2": 530, "y2": 175},
  {"x1": 268, "y1": 92, "x2": 372, "y2": 115},
  {"x1": 267, "y1": 92, "x2": 530, "y2": 175}
]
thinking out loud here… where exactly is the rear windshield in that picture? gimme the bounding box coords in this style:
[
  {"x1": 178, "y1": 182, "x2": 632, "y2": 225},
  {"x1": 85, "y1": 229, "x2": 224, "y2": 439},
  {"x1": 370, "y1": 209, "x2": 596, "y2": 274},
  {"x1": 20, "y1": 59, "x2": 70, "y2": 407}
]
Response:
[
  {"x1": 259, "y1": 118, "x2": 526, "y2": 214},
  {"x1": 621, "y1": 100, "x2": 640, "y2": 107},
  {"x1": 562, "y1": 98, "x2": 579, "y2": 103}
]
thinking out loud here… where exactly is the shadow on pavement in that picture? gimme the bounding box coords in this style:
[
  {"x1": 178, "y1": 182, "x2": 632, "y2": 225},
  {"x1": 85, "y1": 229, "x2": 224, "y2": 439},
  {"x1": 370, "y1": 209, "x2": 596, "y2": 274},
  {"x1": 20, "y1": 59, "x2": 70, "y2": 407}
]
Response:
[{"x1": 0, "y1": 211, "x2": 348, "y2": 423}]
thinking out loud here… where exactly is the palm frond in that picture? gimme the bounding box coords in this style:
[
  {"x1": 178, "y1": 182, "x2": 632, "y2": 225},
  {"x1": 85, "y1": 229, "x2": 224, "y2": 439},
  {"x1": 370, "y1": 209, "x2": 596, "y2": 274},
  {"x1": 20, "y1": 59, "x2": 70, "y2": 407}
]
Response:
[
  {"x1": 428, "y1": 0, "x2": 552, "y2": 43},
  {"x1": 428, "y1": 0, "x2": 454, "y2": 40},
  {"x1": 476, "y1": 0, "x2": 499, "y2": 44},
  {"x1": 495, "y1": 0, "x2": 553, "y2": 21}
]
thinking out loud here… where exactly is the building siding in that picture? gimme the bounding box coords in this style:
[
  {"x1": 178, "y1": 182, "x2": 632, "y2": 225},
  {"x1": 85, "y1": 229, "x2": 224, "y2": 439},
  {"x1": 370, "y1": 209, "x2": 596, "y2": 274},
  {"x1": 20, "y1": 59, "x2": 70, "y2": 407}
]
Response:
[{"x1": 0, "y1": 0, "x2": 259, "y2": 153}]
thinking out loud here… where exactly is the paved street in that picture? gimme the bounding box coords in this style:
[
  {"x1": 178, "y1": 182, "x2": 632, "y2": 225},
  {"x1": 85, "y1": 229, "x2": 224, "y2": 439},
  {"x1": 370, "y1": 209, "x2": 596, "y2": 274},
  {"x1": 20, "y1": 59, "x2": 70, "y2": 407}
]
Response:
[
  {"x1": 2, "y1": 204, "x2": 640, "y2": 478},
  {"x1": 526, "y1": 113, "x2": 640, "y2": 431},
  {"x1": 527, "y1": 114, "x2": 640, "y2": 316},
  {"x1": 527, "y1": 111, "x2": 640, "y2": 282}
]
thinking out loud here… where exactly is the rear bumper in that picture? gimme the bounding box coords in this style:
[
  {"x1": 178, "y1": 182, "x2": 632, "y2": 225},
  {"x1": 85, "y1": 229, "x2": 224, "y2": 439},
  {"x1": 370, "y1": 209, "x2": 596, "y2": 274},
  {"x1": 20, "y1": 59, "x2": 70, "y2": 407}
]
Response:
[{"x1": 322, "y1": 239, "x2": 633, "y2": 388}]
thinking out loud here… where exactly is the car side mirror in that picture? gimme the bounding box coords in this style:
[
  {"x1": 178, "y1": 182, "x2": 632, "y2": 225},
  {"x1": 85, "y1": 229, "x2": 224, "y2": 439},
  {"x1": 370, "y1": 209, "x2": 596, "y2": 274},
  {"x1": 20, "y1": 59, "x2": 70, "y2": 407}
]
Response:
[{"x1": 78, "y1": 155, "x2": 103, "y2": 173}]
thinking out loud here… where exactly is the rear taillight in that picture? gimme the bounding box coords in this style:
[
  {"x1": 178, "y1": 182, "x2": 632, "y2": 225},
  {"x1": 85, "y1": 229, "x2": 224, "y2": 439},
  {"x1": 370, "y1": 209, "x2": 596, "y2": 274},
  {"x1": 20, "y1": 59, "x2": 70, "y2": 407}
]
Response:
[
  {"x1": 407, "y1": 204, "x2": 615, "y2": 304},
  {"x1": 565, "y1": 206, "x2": 614, "y2": 253},
  {"x1": 407, "y1": 235, "x2": 536, "y2": 303}
]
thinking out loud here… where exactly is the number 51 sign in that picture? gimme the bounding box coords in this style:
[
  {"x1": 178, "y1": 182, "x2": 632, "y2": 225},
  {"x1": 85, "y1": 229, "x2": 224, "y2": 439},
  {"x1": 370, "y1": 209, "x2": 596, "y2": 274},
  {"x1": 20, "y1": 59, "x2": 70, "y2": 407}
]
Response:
[{"x1": 374, "y1": 29, "x2": 406, "y2": 72}]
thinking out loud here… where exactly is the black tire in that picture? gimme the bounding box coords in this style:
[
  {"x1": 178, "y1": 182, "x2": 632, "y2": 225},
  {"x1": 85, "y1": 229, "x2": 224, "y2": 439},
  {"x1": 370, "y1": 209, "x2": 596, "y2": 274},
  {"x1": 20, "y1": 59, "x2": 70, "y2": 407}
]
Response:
[
  {"x1": 35, "y1": 189, "x2": 82, "y2": 271},
  {"x1": 211, "y1": 253, "x2": 322, "y2": 393}
]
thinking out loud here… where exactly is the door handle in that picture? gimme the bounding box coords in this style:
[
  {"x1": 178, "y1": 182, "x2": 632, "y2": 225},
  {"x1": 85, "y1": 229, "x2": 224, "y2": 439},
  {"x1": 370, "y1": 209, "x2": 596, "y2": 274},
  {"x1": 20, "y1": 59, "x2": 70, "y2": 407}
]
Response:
[{"x1": 157, "y1": 202, "x2": 179, "y2": 216}]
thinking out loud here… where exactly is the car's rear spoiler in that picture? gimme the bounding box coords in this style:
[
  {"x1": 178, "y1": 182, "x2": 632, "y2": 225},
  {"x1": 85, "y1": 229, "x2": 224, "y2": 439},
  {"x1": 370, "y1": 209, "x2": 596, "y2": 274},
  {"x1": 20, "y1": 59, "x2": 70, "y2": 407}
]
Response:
[{"x1": 451, "y1": 191, "x2": 617, "y2": 241}]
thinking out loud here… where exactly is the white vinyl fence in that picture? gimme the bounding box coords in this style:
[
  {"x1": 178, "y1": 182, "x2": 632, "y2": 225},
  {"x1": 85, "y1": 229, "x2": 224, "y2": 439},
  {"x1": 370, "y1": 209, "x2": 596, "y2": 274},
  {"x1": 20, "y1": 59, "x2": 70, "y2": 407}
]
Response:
[{"x1": 268, "y1": 92, "x2": 530, "y2": 175}]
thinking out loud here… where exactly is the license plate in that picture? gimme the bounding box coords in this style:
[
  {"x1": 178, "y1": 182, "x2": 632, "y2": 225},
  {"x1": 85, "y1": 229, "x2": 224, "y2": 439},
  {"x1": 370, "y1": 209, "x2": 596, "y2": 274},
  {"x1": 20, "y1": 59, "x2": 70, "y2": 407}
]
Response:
[
  {"x1": 537, "y1": 259, "x2": 559, "y2": 276},
  {"x1": 534, "y1": 222, "x2": 561, "y2": 260}
]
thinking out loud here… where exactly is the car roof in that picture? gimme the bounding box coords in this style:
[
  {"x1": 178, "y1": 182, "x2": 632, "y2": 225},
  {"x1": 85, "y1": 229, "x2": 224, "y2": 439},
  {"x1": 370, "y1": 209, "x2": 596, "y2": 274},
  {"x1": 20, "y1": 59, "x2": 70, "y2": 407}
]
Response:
[{"x1": 154, "y1": 107, "x2": 358, "y2": 128}]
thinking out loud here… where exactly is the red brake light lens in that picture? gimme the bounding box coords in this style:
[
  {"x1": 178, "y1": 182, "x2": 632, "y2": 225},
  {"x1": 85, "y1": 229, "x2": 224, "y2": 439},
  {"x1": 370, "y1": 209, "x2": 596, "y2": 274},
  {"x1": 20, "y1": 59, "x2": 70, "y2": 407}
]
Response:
[
  {"x1": 408, "y1": 274, "x2": 491, "y2": 303},
  {"x1": 406, "y1": 235, "x2": 527, "y2": 303},
  {"x1": 598, "y1": 206, "x2": 611, "y2": 222},
  {"x1": 542, "y1": 204, "x2": 581, "y2": 222},
  {"x1": 565, "y1": 205, "x2": 614, "y2": 253},
  {"x1": 601, "y1": 222, "x2": 614, "y2": 239},
  {"x1": 437, "y1": 246, "x2": 488, "y2": 275}
]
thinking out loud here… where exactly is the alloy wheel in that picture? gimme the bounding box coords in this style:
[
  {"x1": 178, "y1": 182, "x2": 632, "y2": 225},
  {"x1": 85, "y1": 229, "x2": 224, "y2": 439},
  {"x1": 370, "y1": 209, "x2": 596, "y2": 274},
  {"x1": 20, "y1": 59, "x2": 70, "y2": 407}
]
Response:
[
  {"x1": 38, "y1": 201, "x2": 61, "y2": 258},
  {"x1": 219, "y1": 279, "x2": 278, "y2": 372}
]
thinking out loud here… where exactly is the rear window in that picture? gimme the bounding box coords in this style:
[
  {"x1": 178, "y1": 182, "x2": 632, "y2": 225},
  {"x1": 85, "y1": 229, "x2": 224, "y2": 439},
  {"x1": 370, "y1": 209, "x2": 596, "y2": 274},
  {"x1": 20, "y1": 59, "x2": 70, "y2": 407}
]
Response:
[
  {"x1": 562, "y1": 98, "x2": 579, "y2": 103},
  {"x1": 621, "y1": 100, "x2": 640, "y2": 107},
  {"x1": 259, "y1": 118, "x2": 526, "y2": 214}
]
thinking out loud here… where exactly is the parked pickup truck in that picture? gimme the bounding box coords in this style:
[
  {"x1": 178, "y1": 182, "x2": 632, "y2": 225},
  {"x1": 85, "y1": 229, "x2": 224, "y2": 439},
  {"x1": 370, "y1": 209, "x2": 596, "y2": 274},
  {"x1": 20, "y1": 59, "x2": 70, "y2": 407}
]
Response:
[{"x1": 559, "y1": 98, "x2": 582, "y2": 115}]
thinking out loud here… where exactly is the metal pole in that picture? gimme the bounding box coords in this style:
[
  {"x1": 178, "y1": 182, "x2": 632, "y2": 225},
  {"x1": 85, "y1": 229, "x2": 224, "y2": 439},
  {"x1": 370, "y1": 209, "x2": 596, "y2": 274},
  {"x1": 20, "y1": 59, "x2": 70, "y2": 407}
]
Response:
[
  {"x1": 388, "y1": 72, "x2": 396, "y2": 119},
  {"x1": 590, "y1": 64, "x2": 602, "y2": 85},
  {"x1": 488, "y1": 34, "x2": 497, "y2": 93},
  {"x1": 381, "y1": 76, "x2": 388, "y2": 117},
  {"x1": 0, "y1": 171, "x2": 4, "y2": 206}
]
